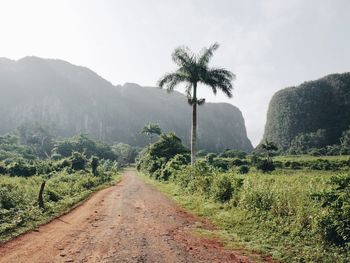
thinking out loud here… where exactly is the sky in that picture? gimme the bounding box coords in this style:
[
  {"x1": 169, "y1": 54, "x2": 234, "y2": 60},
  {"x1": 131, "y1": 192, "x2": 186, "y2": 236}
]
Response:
[{"x1": 0, "y1": 0, "x2": 349, "y2": 146}]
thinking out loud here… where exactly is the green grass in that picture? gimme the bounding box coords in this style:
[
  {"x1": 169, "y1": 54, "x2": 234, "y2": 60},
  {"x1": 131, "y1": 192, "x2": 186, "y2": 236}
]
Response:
[
  {"x1": 273, "y1": 154, "x2": 350, "y2": 162},
  {"x1": 139, "y1": 169, "x2": 350, "y2": 262},
  {"x1": 0, "y1": 170, "x2": 121, "y2": 243}
]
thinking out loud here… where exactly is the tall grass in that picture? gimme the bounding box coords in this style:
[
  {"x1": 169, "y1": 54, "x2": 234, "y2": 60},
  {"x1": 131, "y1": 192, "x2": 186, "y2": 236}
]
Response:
[
  {"x1": 142, "y1": 167, "x2": 350, "y2": 262},
  {"x1": 0, "y1": 171, "x2": 120, "y2": 242}
]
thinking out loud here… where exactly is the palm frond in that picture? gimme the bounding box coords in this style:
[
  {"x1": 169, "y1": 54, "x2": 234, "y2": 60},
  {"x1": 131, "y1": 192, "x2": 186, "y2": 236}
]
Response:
[
  {"x1": 197, "y1": 43, "x2": 219, "y2": 66},
  {"x1": 171, "y1": 46, "x2": 194, "y2": 67},
  {"x1": 201, "y1": 68, "x2": 235, "y2": 98},
  {"x1": 157, "y1": 71, "x2": 189, "y2": 92}
]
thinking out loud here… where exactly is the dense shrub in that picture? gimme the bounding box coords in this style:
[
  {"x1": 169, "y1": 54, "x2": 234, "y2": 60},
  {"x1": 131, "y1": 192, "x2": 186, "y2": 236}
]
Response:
[
  {"x1": 0, "y1": 162, "x2": 7, "y2": 174},
  {"x1": 210, "y1": 158, "x2": 230, "y2": 171},
  {"x1": 161, "y1": 154, "x2": 190, "y2": 180},
  {"x1": 205, "y1": 153, "x2": 217, "y2": 164},
  {"x1": 309, "y1": 159, "x2": 332, "y2": 170},
  {"x1": 7, "y1": 159, "x2": 36, "y2": 177},
  {"x1": 315, "y1": 174, "x2": 350, "y2": 246},
  {"x1": 211, "y1": 174, "x2": 233, "y2": 202},
  {"x1": 238, "y1": 165, "x2": 250, "y2": 174},
  {"x1": 137, "y1": 133, "x2": 189, "y2": 176},
  {"x1": 69, "y1": 152, "x2": 87, "y2": 171},
  {"x1": 53, "y1": 134, "x2": 117, "y2": 160},
  {"x1": 256, "y1": 159, "x2": 275, "y2": 173}
]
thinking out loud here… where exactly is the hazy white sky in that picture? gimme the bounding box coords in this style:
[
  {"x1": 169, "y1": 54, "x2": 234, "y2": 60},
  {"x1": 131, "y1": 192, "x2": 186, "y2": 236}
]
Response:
[{"x1": 1, "y1": 0, "x2": 349, "y2": 145}]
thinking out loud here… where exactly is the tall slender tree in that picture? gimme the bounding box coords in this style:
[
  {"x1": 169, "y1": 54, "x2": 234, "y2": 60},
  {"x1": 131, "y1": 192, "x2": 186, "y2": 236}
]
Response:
[
  {"x1": 158, "y1": 43, "x2": 235, "y2": 165},
  {"x1": 141, "y1": 122, "x2": 162, "y2": 143}
]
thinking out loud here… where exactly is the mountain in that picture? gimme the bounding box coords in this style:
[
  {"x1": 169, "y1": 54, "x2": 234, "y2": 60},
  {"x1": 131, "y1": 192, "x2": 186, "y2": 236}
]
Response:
[
  {"x1": 263, "y1": 73, "x2": 350, "y2": 149},
  {"x1": 0, "y1": 56, "x2": 253, "y2": 152}
]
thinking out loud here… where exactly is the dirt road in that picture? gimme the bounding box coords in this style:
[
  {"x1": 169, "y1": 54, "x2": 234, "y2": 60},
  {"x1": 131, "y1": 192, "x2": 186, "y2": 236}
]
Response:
[{"x1": 0, "y1": 170, "x2": 256, "y2": 263}]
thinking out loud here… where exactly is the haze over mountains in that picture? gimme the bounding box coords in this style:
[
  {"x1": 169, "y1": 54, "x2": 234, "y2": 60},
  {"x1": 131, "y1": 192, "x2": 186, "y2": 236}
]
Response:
[{"x1": 0, "y1": 56, "x2": 253, "y2": 152}]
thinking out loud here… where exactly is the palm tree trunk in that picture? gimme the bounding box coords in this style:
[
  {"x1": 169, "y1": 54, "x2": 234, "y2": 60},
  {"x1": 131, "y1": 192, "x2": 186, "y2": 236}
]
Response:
[{"x1": 191, "y1": 83, "x2": 197, "y2": 165}]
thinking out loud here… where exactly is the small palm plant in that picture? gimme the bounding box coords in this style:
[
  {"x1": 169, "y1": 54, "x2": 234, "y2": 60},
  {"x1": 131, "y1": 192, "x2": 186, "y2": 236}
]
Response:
[
  {"x1": 141, "y1": 122, "x2": 162, "y2": 143},
  {"x1": 158, "y1": 43, "x2": 235, "y2": 165},
  {"x1": 261, "y1": 139, "x2": 278, "y2": 161}
]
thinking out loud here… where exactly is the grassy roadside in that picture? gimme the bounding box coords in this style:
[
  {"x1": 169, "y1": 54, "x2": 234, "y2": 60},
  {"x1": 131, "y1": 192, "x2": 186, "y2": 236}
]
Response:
[
  {"x1": 137, "y1": 171, "x2": 349, "y2": 263},
  {"x1": 0, "y1": 172, "x2": 122, "y2": 243},
  {"x1": 138, "y1": 172, "x2": 273, "y2": 262}
]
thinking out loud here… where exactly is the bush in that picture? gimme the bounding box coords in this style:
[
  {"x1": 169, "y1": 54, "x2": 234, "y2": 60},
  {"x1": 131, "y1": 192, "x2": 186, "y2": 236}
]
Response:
[
  {"x1": 290, "y1": 161, "x2": 302, "y2": 170},
  {"x1": 210, "y1": 157, "x2": 230, "y2": 171},
  {"x1": 315, "y1": 174, "x2": 350, "y2": 246},
  {"x1": 69, "y1": 152, "x2": 87, "y2": 171},
  {"x1": 309, "y1": 159, "x2": 333, "y2": 171},
  {"x1": 205, "y1": 153, "x2": 217, "y2": 164},
  {"x1": 219, "y1": 149, "x2": 247, "y2": 159},
  {"x1": 196, "y1": 149, "x2": 208, "y2": 157},
  {"x1": 238, "y1": 165, "x2": 250, "y2": 174},
  {"x1": 137, "y1": 133, "x2": 189, "y2": 176},
  {"x1": 256, "y1": 159, "x2": 275, "y2": 173},
  {"x1": 7, "y1": 159, "x2": 36, "y2": 177},
  {"x1": 161, "y1": 153, "x2": 190, "y2": 181},
  {"x1": 0, "y1": 162, "x2": 7, "y2": 174},
  {"x1": 211, "y1": 174, "x2": 233, "y2": 202}
]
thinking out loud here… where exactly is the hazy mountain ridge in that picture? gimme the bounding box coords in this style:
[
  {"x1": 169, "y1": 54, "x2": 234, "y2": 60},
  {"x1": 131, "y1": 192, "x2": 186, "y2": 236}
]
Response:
[
  {"x1": 263, "y1": 72, "x2": 350, "y2": 149},
  {"x1": 0, "y1": 56, "x2": 253, "y2": 152}
]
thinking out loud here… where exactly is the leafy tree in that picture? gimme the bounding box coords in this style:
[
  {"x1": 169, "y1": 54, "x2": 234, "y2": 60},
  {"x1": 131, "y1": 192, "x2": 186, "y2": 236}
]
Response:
[
  {"x1": 112, "y1": 143, "x2": 140, "y2": 165},
  {"x1": 17, "y1": 123, "x2": 55, "y2": 159},
  {"x1": 0, "y1": 134, "x2": 35, "y2": 160},
  {"x1": 289, "y1": 129, "x2": 328, "y2": 154},
  {"x1": 52, "y1": 134, "x2": 117, "y2": 160},
  {"x1": 158, "y1": 43, "x2": 235, "y2": 165},
  {"x1": 136, "y1": 133, "x2": 189, "y2": 175},
  {"x1": 141, "y1": 122, "x2": 162, "y2": 143}
]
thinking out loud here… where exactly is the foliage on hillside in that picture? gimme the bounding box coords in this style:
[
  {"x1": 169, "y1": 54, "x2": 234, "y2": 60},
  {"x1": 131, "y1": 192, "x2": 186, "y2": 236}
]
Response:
[{"x1": 263, "y1": 73, "x2": 350, "y2": 151}]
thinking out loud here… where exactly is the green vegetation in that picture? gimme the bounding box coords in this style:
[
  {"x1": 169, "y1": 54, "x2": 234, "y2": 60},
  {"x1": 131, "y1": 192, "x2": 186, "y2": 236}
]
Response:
[
  {"x1": 0, "y1": 127, "x2": 123, "y2": 242},
  {"x1": 0, "y1": 169, "x2": 119, "y2": 243},
  {"x1": 263, "y1": 73, "x2": 350, "y2": 152},
  {"x1": 158, "y1": 43, "x2": 235, "y2": 164},
  {"x1": 137, "y1": 136, "x2": 350, "y2": 262},
  {"x1": 141, "y1": 122, "x2": 162, "y2": 143}
]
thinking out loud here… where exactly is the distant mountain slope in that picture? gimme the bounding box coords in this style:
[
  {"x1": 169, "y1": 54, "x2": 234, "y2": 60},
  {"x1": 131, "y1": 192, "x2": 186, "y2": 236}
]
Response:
[
  {"x1": 263, "y1": 73, "x2": 350, "y2": 149},
  {"x1": 0, "y1": 56, "x2": 253, "y2": 152}
]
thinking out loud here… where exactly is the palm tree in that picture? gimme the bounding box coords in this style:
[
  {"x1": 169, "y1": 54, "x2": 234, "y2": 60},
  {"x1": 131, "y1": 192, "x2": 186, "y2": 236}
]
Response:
[
  {"x1": 261, "y1": 139, "x2": 278, "y2": 161},
  {"x1": 141, "y1": 122, "x2": 162, "y2": 143},
  {"x1": 158, "y1": 43, "x2": 235, "y2": 165}
]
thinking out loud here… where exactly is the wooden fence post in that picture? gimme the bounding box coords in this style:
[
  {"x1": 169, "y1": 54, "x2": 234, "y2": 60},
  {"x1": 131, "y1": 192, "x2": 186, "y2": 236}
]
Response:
[{"x1": 38, "y1": 181, "x2": 46, "y2": 209}]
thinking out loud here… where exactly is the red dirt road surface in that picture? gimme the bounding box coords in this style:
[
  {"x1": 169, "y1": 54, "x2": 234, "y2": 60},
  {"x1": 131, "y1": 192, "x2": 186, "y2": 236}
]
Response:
[{"x1": 0, "y1": 170, "x2": 261, "y2": 263}]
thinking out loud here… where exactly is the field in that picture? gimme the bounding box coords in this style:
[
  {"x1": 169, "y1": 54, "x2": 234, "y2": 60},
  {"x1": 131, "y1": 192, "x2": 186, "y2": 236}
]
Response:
[
  {"x1": 0, "y1": 169, "x2": 120, "y2": 243},
  {"x1": 137, "y1": 143, "x2": 350, "y2": 262}
]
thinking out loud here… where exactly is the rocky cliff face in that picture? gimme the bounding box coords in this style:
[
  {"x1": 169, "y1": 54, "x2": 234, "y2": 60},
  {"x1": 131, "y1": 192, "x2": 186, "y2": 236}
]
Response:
[
  {"x1": 0, "y1": 56, "x2": 253, "y2": 152},
  {"x1": 263, "y1": 73, "x2": 350, "y2": 149}
]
